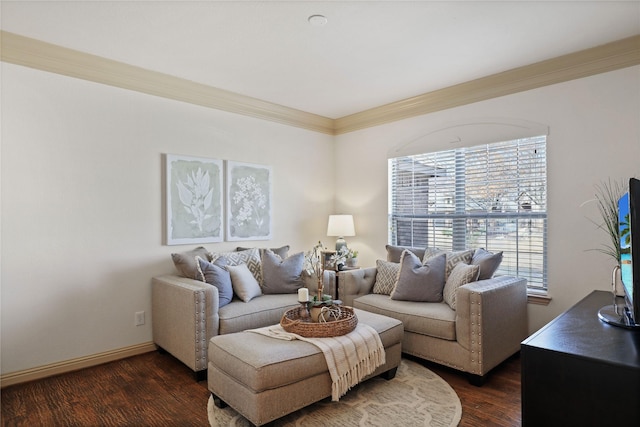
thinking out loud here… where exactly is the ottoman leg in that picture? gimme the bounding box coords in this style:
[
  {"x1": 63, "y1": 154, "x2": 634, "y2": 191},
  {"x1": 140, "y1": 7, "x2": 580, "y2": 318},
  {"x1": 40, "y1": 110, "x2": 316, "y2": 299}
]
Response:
[
  {"x1": 381, "y1": 367, "x2": 397, "y2": 380},
  {"x1": 211, "y1": 393, "x2": 228, "y2": 408}
]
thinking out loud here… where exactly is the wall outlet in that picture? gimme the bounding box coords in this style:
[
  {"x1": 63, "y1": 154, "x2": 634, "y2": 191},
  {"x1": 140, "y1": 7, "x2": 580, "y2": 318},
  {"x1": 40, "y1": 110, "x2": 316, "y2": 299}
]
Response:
[{"x1": 135, "y1": 311, "x2": 145, "y2": 326}]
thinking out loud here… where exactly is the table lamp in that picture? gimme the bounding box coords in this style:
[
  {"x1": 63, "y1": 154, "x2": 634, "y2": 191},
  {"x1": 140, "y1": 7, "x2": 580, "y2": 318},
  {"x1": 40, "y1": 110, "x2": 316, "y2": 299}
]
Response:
[{"x1": 327, "y1": 214, "x2": 355, "y2": 251}]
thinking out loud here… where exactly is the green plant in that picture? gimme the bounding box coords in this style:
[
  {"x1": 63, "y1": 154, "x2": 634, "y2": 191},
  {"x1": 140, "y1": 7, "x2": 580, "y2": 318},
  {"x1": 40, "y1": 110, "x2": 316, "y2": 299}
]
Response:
[{"x1": 587, "y1": 179, "x2": 625, "y2": 262}]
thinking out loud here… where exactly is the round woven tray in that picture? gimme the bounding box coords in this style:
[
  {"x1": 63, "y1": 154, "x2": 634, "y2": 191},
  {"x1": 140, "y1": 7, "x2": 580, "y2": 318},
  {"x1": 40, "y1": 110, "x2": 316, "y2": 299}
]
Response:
[{"x1": 280, "y1": 305, "x2": 358, "y2": 338}]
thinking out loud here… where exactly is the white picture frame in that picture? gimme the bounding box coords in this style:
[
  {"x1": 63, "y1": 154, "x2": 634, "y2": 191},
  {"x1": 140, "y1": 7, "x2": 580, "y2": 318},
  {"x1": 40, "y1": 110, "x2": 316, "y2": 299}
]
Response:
[
  {"x1": 226, "y1": 161, "x2": 272, "y2": 241},
  {"x1": 165, "y1": 154, "x2": 224, "y2": 245}
]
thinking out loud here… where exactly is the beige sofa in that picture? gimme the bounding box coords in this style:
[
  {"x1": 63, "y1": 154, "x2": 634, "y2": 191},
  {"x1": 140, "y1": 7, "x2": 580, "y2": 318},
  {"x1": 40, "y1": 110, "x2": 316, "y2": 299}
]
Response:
[
  {"x1": 338, "y1": 246, "x2": 528, "y2": 384},
  {"x1": 152, "y1": 250, "x2": 336, "y2": 381}
]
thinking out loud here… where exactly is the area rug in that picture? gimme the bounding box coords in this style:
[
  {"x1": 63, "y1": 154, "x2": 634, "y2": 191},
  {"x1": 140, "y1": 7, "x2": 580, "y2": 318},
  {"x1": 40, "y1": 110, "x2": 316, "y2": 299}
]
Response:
[{"x1": 207, "y1": 358, "x2": 462, "y2": 427}]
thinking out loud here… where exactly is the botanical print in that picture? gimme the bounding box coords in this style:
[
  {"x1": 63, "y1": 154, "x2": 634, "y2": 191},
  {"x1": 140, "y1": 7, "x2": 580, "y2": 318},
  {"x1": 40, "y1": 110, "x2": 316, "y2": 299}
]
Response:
[
  {"x1": 226, "y1": 161, "x2": 272, "y2": 241},
  {"x1": 166, "y1": 154, "x2": 223, "y2": 245}
]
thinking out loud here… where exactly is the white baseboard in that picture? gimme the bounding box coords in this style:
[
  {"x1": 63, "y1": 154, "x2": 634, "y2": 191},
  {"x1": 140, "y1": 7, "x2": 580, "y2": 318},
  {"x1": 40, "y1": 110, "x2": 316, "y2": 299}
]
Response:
[{"x1": 0, "y1": 341, "x2": 157, "y2": 388}]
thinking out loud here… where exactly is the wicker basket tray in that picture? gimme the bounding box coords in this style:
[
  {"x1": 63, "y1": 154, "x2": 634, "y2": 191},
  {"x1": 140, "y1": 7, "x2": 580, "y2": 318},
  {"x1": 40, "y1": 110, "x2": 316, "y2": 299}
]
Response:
[{"x1": 280, "y1": 305, "x2": 358, "y2": 338}]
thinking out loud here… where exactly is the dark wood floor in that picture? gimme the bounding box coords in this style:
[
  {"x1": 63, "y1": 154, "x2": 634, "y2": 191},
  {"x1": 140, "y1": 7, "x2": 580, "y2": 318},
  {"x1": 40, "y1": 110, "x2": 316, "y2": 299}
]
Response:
[{"x1": 1, "y1": 350, "x2": 521, "y2": 426}]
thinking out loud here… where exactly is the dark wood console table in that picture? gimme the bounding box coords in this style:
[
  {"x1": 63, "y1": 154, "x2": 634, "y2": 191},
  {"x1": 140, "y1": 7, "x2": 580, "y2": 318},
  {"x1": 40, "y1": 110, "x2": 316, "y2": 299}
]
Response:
[{"x1": 521, "y1": 290, "x2": 640, "y2": 426}]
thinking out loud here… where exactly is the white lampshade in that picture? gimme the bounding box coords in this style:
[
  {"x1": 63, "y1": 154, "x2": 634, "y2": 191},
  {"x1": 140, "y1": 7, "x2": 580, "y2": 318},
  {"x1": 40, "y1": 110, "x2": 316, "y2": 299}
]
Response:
[{"x1": 327, "y1": 215, "x2": 355, "y2": 251}]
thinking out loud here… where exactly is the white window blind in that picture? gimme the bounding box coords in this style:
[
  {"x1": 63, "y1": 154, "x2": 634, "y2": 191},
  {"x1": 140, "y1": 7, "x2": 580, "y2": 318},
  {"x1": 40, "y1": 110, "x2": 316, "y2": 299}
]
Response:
[{"x1": 388, "y1": 136, "x2": 547, "y2": 290}]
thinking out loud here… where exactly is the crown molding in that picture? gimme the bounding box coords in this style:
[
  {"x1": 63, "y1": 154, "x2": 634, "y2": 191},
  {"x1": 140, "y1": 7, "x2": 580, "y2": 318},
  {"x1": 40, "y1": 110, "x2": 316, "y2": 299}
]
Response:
[
  {"x1": 334, "y1": 35, "x2": 640, "y2": 135},
  {"x1": 2, "y1": 31, "x2": 639, "y2": 136},
  {"x1": 0, "y1": 31, "x2": 335, "y2": 135}
]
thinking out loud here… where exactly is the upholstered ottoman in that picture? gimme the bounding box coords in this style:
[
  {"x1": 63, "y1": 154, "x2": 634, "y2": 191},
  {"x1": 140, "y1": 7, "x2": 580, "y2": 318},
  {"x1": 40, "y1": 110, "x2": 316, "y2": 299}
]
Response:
[{"x1": 207, "y1": 309, "x2": 403, "y2": 426}]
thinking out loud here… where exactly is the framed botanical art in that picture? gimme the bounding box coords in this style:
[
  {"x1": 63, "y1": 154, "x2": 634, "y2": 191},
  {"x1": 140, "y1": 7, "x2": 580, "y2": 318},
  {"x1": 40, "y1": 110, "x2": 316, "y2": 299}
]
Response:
[
  {"x1": 165, "y1": 154, "x2": 224, "y2": 245},
  {"x1": 226, "y1": 161, "x2": 272, "y2": 241}
]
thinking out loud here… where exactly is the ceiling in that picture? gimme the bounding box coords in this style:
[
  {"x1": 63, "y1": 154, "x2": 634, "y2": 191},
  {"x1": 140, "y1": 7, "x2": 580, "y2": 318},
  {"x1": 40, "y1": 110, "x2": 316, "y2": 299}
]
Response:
[{"x1": 2, "y1": 1, "x2": 639, "y2": 119}]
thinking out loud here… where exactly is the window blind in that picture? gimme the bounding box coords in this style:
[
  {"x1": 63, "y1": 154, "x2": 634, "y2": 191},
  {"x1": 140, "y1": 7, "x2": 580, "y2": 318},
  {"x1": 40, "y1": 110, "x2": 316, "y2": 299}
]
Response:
[{"x1": 388, "y1": 136, "x2": 547, "y2": 290}]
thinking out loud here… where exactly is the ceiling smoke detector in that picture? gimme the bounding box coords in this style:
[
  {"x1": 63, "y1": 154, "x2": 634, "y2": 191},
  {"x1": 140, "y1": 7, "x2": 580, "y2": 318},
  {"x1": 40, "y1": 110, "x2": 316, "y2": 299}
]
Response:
[{"x1": 308, "y1": 14, "x2": 328, "y2": 27}]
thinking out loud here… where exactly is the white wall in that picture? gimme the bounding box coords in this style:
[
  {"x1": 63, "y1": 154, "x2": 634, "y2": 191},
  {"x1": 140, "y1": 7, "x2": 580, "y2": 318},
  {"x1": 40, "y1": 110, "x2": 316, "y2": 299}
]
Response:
[
  {"x1": 334, "y1": 66, "x2": 640, "y2": 333},
  {"x1": 2, "y1": 62, "x2": 638, "y2": 376},
  {"x1": 0, "y1": 63, "x2": 335, "y2": 375}
]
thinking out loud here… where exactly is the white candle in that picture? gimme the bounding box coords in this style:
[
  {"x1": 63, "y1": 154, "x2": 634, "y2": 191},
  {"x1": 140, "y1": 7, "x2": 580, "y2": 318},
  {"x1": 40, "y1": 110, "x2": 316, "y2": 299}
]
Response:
[{"x1": 298, "y1": 288, "x2": 309, "y2": 302}]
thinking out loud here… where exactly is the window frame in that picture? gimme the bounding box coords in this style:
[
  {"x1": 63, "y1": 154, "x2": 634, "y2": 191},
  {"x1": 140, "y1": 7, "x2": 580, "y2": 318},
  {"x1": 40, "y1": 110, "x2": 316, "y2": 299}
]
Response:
[{"x1": 388, "y1": 136, "x2": 548, "y2": 291}]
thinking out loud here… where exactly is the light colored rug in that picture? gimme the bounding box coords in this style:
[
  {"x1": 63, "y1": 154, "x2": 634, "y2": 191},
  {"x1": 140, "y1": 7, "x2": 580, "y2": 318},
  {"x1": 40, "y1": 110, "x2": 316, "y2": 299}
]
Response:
[{"x1": 207, "y1": 358, "x2": 462, "y2": 426}]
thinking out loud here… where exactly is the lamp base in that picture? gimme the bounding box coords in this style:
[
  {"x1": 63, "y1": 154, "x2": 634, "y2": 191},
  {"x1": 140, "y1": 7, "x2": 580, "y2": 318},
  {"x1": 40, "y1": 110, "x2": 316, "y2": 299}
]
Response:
[{"x1": 335, "y1": 237, "x2": 347, "y2": 252}]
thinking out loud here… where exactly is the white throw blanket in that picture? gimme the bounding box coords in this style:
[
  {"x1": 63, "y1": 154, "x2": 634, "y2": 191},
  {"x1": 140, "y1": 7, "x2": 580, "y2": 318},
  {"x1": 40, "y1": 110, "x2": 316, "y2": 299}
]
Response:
[{"x1": 247, "y1": 323, "x2": 385, "y2": 401}]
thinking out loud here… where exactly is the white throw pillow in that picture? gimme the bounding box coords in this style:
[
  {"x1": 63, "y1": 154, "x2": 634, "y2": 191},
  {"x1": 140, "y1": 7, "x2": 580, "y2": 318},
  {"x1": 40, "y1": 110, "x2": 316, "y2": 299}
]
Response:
[{"x1": 226, "y1": 263, "x2": 262, "y2": 302}]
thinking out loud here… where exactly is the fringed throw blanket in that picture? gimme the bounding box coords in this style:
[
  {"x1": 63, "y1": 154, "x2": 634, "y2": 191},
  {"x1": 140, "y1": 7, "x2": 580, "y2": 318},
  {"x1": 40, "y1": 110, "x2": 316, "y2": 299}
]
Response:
[{"x1": 247, "y1": 323, "x2": 385, "y2": 401}]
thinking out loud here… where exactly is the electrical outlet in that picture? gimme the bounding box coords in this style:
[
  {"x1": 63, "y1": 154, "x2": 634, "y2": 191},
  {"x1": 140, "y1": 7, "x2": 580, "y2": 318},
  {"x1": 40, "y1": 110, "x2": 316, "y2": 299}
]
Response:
[{"x1": 135, "y1": 311, "x2": 145, "y2": 326}]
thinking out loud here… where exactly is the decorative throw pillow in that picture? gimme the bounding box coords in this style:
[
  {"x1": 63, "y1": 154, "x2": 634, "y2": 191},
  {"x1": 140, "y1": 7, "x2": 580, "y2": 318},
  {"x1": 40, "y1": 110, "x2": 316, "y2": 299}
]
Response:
[
  {"x1": 373, "y1": 260, "x2": 401, "y2": 295},
  {"x1": 261, "y1": 250, "x2": 304, "y2": 294},
  {"x1": 390, "y1": 251, "x2": 446, "y2": 302},
  {"x1": 210, "y1": 248, "x2": 262, "y2": 284},
  {"x1": 423, "y1": 247, "x2": 445, "y2": 260},
  {"x1": 226, "y1": 263, "x2": 262, "y2": 302},
  {"x1": 196, "y1": 256, "x2": 233, "y2": 308},
  {"x1": 423, "y1": 249, "x2": 474, "y2": 280},
  {"x1": 237, "y1": 245, "x2": 290, "y2": 260},
  {"x1": 171, "y1": 246, "x2": 210, "y2": 279},
  {"x1": 471, "y1": 248, "x2": 503, "y2": 280},
  {"x1": 385, "y1": 245, "x2": 426, "y2": 263},
  {"x1": 443, "y1": 262, "x2": 480, "y2": 310}
]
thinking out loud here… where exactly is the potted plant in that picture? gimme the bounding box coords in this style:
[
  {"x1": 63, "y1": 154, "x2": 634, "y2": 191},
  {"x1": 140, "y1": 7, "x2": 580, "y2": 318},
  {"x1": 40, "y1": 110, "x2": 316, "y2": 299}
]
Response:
[
  {"x1": 346, "y1": 249, "x2": 359, "y2": 267},
  {"x1": 586, "y1": 179, "x2": 625, "y2": 296},
  {"x1": 303, "y1": 241, "x2": 335, "y2": 312}
]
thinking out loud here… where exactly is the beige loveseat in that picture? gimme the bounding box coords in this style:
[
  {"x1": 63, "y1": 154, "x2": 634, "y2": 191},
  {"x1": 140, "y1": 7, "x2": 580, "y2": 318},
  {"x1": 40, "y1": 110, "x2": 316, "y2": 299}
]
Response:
[
  {"x1": 152, "y1": 246, "x2": 336, "y2": 380},
  {"x1": 338, "y1": 245, "x2": 528, "y2": 384}
]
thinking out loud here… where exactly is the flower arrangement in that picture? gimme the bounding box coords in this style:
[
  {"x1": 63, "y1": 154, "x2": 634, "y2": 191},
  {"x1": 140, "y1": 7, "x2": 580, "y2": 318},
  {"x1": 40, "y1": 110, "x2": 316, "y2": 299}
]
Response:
[
  {"x1": 303, "y1": 241, "x2": 331, "y2": 303},
  {"x1": 304, "y1": 241, "x2": 325, "y2": 282},
  {"x1": 329, "y1": 247, "x2": 358, "y2": 269},
  {"x1": 329, "y1": 246, "x2": 349, "y2": 268}
]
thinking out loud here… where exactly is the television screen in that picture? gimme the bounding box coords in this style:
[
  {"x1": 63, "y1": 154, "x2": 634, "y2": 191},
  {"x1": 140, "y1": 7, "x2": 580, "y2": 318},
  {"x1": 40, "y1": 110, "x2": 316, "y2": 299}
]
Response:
[{"x1": 619, "y1": 192, "x2": 633, "y2": 308}]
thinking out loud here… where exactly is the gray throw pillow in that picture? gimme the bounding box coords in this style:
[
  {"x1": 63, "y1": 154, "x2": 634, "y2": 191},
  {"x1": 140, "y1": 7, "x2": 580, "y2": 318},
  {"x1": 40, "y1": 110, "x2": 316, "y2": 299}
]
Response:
[
  {"x1": 237, "y1": 245, "x2": 290, "y2": 260},
  {"x1": 390, "y1": 251, "x2": 446, "y2": 302},
  {"x1": 443, "y1": 262, "x2": 480, "y2": 310},
  {"x1": 423, "y1": 247, "x2": 445, "y2": 259},
  {"x1": 385, "y1": 245, "x2": 426, "y2": 263},
  {"x1": 226, "y1": 263, "x2": 262, "y2": 302},
  {"x1": 261, "y1": 250, "x2": 304, "y2": 294},
  {"x1": 196, "y1": 256, "x2": 233, "y2": 308},
  {"x1": 423, "y1": 249, "x2": 474, "y2": 280},
  {"x1": 373, "y1": 260, "x2": 400, "y2": 295},
  {"x1": 210, "y1": 248, "x2": 262, "y2": 284},
  {"x1": 171, "y1": 246, "x2": 210, "y2": 279},
  {"x1": 471, "y1": 248, "x2": 503, "y2": 280}
]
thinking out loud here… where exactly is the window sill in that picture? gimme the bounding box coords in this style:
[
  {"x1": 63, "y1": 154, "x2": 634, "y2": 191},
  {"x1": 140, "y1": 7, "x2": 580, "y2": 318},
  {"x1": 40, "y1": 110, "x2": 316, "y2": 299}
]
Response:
[{"x1": 527, "y1": 292, "x2": 551, "y2": 305}]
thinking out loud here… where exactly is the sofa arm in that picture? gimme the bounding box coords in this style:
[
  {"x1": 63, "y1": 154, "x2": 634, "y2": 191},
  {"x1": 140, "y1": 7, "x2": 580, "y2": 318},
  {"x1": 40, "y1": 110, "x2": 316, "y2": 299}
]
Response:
[
  {"x1": 152, "y1": 275, "x2": 219, "y2": 373},
  {"x1": 338, "y1": 267, "x2": 377, "y2": 306},
  {"x1": 456, "y1": 275, "x2": 528, "y2": 376}
]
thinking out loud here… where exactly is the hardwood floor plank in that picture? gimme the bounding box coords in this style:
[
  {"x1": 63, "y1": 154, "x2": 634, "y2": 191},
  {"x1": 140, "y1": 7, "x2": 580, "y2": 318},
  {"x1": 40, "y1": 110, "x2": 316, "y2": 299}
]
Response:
[{"x1": 1, "y1": 351, "x2": 521, "y2": 426}]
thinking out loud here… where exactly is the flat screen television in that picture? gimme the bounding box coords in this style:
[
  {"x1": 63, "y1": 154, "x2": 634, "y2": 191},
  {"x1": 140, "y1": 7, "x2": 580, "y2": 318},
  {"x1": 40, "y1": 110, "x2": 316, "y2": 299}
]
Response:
[
  {"x1": 619, "y1": 177, "x2": 640, "y2": 326},
  {"x1": 599, "y1": 177, "x2": 640, "y2": 329}
]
